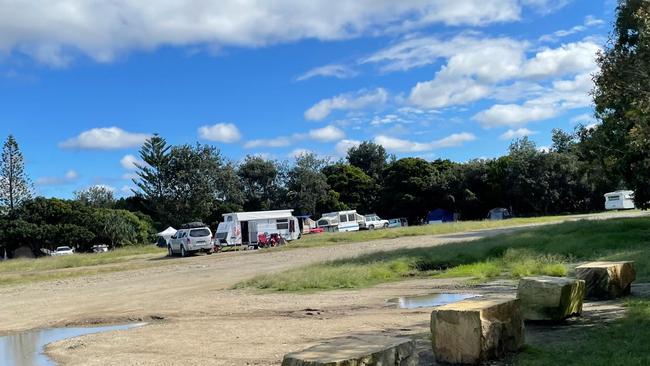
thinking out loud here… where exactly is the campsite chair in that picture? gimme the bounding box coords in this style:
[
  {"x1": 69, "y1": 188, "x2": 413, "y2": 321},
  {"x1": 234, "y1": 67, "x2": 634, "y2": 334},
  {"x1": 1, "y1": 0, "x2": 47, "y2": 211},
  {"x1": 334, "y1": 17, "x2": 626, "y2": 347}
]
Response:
[{"x1": 258, "y1": 233, "x2": 269, "y2": 248}]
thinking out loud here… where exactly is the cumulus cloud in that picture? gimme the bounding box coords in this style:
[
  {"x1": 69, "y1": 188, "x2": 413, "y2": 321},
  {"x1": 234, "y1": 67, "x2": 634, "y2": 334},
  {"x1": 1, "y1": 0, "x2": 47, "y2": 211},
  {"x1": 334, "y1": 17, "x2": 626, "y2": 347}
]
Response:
[
  {"x1": 305, "y1": 88, "x2": 388, "y2": 121},
  {"x1": 120, "y1": 154, "x2": 142, "y2": 170},
  {"x1": 335, "y1": 139, "x2": 361, "y2": 156},
  {"x1": 500, "y1": 128, "x2": 537, "y2": 140},
  {"x1": 244, "y1": 137, "x2": 293, "y2": 149},
  {"x1": 297, "y1": 64, "x2": 358, "y2": 81},
  {"x1": 60, "y1": 127, "x2": 150, "y2": 150},
  {"x1": 0, "y1": 1, "x2": 524, "y2": 66},
  {"x1": 35, "y1": 170, "x2": 79, "y2": 186},
  {"x1": 375, "y1": 132, "x2": 476, "y2": 153},
  {"x1": 410, "y1": 76, "x2": 491, "y2": 109},
  {"x1": 307, "y1": 125, "x2": 345, "y2": 142},
  {"x1": 539, "y1": 15, "x2": 604, "y2": 42},
  {"x1": 198, "y1": 123, "x2": 242, "y2": 143},
  {"x1": 523, "y1": 41, "x2": 600, "y2": 78}
]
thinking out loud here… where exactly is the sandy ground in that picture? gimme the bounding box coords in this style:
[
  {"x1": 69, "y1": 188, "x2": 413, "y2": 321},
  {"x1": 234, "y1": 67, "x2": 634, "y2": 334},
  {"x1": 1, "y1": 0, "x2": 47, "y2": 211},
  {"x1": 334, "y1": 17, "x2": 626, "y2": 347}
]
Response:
[{"x1": 0, "y1": 212, "x2": 646, "y2": 365}]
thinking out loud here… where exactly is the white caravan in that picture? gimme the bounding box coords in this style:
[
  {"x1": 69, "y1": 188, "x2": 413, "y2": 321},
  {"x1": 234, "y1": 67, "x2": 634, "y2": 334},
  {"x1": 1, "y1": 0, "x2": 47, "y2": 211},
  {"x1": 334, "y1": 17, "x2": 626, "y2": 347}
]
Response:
[
  {"x1": 215, "y1": 210, "x2": 300, "y2": 246},
  {"x1": 317, "y1": 210, "x2": 363, "y2": 232},
  {"x1": 604, "y1": 190, "x2": 635, "y2": 210}
]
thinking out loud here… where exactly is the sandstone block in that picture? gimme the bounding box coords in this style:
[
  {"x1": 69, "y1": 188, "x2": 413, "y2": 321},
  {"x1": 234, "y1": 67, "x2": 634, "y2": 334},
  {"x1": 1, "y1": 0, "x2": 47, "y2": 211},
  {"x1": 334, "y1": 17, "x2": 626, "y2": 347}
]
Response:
[
  {"x1": 281, "y1": 335, "x2": 417, "y2": 366},
  {"x1": 575, "y1": 261, "x2": 636, "y2": 299},
  {"x1": 430, "y1": 298, "x2": 524, "y2": 364},
  {"x1": 517, "y1": 276, "x2": 585, "y2": 321}
]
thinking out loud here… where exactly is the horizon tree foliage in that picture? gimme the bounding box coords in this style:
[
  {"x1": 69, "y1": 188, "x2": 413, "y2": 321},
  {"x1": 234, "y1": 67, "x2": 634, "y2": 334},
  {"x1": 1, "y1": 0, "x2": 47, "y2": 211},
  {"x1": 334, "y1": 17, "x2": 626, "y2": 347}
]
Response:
[
  {"x1": 588, "y1": 0, "x2": 650, "y2": 207},
  {"x1": 74, "y1": 185, "x2": 115, "y2": 208},
  {"x1": 0, "y1": 135, "x2": 33, "y2": 214},
  {"x1": 133, "y1": 134, "x2": 172, "y2": 225},
  {"x1": 322, "y1": 163, "x2": 376, "y2": 214},
  {"x1": 346, "y1": 141, "x2": 391, "y2": 181},
  {"x1": 238, "y1": 155, "x2": 283, "y2": 211},
  {"x1": 286, "y1": 153, "x2": 342, "y2": 215}
]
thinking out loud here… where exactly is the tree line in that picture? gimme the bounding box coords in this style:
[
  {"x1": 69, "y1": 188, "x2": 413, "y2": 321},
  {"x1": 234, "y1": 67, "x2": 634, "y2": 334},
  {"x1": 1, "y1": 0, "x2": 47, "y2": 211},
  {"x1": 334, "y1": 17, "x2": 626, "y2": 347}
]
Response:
[{"x1": 0, "y1": 0, "x2": 648, "y2": 257}]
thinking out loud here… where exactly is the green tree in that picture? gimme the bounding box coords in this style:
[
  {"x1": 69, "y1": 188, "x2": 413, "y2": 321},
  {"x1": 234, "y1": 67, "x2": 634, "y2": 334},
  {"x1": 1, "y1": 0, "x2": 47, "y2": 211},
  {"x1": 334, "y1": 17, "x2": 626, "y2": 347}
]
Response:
[
  {"x1": 238, "y1": 156, "x2": 281, "y2": 211},
  {"x1": 74, "y1": 185, "x2": 115, "y2": 208},
  {"x1": 323, "y1": 163, "x2": 376, "y2": 213},
  {"x1": 133, "y1": 134, "x2": 171, "y2": 224},
  {"x1": 380, "y1": 157, "x2": 437, "y2": 223},
  {"x1": 346, "y1": 141, "x2": 391, "y2": 180},
  {"x1": 589, "y1": 0, "x2": 650, "y2": 207},
  {"x1": 0, "y1": 135, "x2": 33, "y2": 214},
  {"x1": 286, "y1": 153, "x2": 341, "y2": 215}
]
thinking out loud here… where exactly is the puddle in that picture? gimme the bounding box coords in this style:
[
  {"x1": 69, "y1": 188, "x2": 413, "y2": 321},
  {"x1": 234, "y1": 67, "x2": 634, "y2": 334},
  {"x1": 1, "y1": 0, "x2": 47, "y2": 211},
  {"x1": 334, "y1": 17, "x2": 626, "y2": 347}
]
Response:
[
  {"x1": 387, "y1": 293, "x2": 479, "y2": 309},
  {"x1": 0, "y1": 323, "x2": 145, "y2": 366}
]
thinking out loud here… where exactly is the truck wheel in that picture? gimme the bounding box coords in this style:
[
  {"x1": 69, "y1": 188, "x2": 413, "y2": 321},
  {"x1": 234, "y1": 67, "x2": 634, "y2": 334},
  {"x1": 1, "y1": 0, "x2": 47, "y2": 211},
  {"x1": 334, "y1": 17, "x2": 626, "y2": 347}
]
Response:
[
  {"x1": 180, "y1": 245, "x2": 187, "y2": 257},
  {"x1": 383, "y1": 223, "x2": 389, "y2": 228},
  {"x1": 369, "y1": 225, "x2": 375, "y2": 230},
  {"x1": 167, "y1": 245, "x2": 174, "y2": 257}
]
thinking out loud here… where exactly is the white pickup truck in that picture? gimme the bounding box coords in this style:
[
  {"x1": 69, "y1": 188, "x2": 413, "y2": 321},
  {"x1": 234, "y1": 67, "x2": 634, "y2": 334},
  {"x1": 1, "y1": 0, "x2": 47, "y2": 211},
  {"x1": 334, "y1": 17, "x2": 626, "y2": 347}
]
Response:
[{"x1": 360, "y1": 214, "x2": 389, "y2": 230}]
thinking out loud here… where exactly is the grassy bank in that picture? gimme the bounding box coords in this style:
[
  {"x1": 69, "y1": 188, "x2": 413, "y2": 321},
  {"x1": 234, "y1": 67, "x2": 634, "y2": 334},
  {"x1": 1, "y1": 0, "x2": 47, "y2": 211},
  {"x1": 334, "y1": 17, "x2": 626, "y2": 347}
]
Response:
[
  {"x1": 286, "y1": 211, "x2": 638, "y2": 250},
  {"x1": 518, "y1": 297, "x2": 650, "y2": 365},
  {"x1": 0, "y1": 245, "x2": 166, "y2": 286},
  {"x1": 239, "y1": 217, "x2": 650, "y2": 292}
]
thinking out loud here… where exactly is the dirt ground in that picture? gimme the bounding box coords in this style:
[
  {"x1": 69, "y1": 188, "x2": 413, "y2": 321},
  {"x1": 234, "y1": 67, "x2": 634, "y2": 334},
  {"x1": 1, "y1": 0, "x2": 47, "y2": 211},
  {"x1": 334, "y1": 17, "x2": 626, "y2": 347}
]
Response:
[{"x1": 0, "y1": 215, "x2": 644, "y2": 365}]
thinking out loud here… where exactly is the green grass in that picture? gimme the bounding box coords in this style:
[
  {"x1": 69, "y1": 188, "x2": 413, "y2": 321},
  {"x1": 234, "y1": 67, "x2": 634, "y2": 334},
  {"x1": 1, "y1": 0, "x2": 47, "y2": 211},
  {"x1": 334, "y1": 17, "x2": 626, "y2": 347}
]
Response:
[
  {"x1": 239, "y1": 217, "x2": 650, "y2": 292},
  {"x1": 286, "y1": 211, "x2": 636, "y2": 250},
  {"x1": 0, "y1": 245, "x2": 167, "y2": 286},
  {"x1": 518, "y1": 297, "x2": 650, "y2": 365}
]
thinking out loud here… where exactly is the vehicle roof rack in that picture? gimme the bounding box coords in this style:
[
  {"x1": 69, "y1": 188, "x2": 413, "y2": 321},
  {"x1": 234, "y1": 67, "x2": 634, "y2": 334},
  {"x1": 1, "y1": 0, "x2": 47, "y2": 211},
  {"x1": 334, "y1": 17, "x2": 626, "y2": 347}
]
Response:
[{"x1": 180, "y1": 222, "x2": 206, "y2": 229}]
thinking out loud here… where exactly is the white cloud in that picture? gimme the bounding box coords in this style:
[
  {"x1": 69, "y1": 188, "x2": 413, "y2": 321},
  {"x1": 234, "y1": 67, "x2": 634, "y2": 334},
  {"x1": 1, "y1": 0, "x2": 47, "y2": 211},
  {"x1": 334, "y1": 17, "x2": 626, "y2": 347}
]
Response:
[
  {"x1": 522, "y1": 0, "x2": 572, "y2": 14},
  {"x1": 335, "y1": 139, "x2": 361, "y2": 156},
  {"x1": 0, "y1": 1, "x2": 523, "y2": 66},
  {"x1": 410, "y1": 76, "x2": 491, "y2": 109},
  {"x1": 570, "y1": 113, "x2": 596, "y2": 125},
  {"x1": 500, "y1": 128, "x2": 537, "y2": 140},
  {"x1": 120, "y1": 154, "x2": 142, "y2": 170},
  {"x1": 307, "y1": 125, "x2": 345, "y2": 142},
  {"x1": 375, "y1": 132, "x2": 476, "y2": 153},
  {"x1": 198, "y1": 123, "x2": 241, "y2": 143},
  {"x1": 297, "y1": 64, "x2": 357, "y2": 81},
  {"x1": 244, "y1": 137, "x2": 293, "y2": 149},
  {"x1": 538, "y1": 16, "x2": 603, "y2": 42},
  {"x1": 36, "y1": 170, "x2": 79, "y2": 186},
  {"x1": 523, "y1": 41, "x2": 600, "y2": 79},
  {"x1": 305, "y1": 88, "x2": 388, "y2": 121},
  {"x1": 60, "y1": 127, "x2": 150, "y2": 150},
  {"x1": 474, "y1": 104, "x2": 558, "y2": 128}
]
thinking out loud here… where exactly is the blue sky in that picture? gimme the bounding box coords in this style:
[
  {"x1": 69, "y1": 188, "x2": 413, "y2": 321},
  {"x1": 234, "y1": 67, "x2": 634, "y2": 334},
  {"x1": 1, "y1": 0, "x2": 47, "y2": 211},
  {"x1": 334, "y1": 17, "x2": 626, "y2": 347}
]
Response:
[{"x1": 0, "y1": 0, "x2": 614, "y2": 198}]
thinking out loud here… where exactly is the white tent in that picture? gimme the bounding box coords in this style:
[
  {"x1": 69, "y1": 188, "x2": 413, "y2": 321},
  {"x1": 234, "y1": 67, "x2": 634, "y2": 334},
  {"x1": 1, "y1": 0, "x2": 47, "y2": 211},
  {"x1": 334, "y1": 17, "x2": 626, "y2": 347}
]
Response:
[{"x1": 157, "y1": 227, "x2": 177, "y2": 240}]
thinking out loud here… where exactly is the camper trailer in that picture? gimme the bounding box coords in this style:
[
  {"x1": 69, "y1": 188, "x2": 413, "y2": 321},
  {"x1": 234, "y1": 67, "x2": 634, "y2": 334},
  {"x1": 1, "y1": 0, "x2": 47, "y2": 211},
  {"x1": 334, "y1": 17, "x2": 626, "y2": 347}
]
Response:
[
  {"x1": 215, "y1": 210, "x2": 300, "y2": 247},
  {"x1": 317, "y1": 210, "x2": 363, "y2": 232},
  {"x1": 604, "y1": 190, "x2": 635, "y2": 210}
]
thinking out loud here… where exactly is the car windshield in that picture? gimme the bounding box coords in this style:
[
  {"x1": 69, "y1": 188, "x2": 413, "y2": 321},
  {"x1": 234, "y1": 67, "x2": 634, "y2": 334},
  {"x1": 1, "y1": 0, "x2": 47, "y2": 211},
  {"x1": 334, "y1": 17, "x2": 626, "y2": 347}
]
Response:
[
  {"x1": 57, "y1": 247, "x2": 70, "y2": 251},
  {"x1": 190, "y1": 228, "x2": 211, "y2": 237}
]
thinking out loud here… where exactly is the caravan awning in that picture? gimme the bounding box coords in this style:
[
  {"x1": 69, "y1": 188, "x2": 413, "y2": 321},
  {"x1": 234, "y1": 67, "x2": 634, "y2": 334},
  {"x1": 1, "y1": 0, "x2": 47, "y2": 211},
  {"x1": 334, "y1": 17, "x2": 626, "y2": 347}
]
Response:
[{"x1": 226, "y1": 210, "x2": 294, "y2": 221}]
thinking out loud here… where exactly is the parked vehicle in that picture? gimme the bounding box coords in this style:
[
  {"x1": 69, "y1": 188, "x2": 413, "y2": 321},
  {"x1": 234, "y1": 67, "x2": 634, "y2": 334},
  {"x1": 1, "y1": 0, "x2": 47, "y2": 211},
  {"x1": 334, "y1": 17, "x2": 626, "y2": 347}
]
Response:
[
  {"x1": 92, "y1": 244, "x2": 109, "y2": 253},
  {"x1": 487, "y1": 208, "x2": 511, "y2": 220},
  {"x1": 317, "y1": 210, "x2": 363, "y2": 232},
  {"x1": 426, "y1": 208, "x2": 455, "y2": 224},
  {"x1": 51, "y1": 246, "x2": 74, "y2": 256},
  {"x1": 168, "y1": 223, "x2": 213, "y2": 257},
  {"x1": 360, "y1": 214, "x2": 389, "y2": 230},
  {"x1": 215, "y1": 210, "x2": 300, "y2": 248},
  {"x1": 388, "y1": 218, "x2": 408, "y2": 228},
  {"x1": 604, "y1": 190, "x2": 635, "y2": 210}
]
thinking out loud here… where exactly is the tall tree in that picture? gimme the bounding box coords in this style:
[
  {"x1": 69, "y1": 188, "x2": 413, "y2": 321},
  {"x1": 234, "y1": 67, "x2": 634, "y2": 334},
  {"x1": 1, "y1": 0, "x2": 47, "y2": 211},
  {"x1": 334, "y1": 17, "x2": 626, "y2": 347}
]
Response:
[
  {"x1": 238, "y1": 156, "x2": 281, "y2": 211},
  {"x1": 590, "y1": 0, "x2": 650, "y2": 206},
  {"x1": 286, "y1": 153, "x2": 341, "y2": 215},
  {"x1": 133, "y1": 134, "x2": 171, "y2": 225},
  {"x1": 323, "y1": 163, "x2": 376, "y2": 213},
  {"x1": 0, "y1": 135, "x2": 33, "y2": 213},
  {"x1": 346, "y1": 141, "x2": 391, "y2": 181}
]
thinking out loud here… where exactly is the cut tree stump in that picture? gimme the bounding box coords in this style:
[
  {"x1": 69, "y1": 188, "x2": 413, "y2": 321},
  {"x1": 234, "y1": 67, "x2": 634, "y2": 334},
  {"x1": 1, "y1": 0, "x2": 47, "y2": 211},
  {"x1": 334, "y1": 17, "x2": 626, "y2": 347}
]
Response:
[
  {"x1": 575, "y1": 261, "x2": 636, "y2": 299},
  {"x1": 281, "y1": 335, "x2": 417, "y2": 366},
  {"x1": 430, "y1": 298, "x2": 524, "y2": 364},
  {"x1": 517, "y1": 276, "x2": 585, "y2": 321}
]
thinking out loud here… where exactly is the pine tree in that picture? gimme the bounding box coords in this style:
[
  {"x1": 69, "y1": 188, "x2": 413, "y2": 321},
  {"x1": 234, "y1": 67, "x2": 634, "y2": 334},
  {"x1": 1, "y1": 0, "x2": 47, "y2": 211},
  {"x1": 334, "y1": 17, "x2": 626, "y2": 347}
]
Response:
[
  {"x1": 133, "y1": 134, "x2": 171, "y2": 225},
  {"x1": 0, "y1": 135, "x2": 33, "y2": 213}
]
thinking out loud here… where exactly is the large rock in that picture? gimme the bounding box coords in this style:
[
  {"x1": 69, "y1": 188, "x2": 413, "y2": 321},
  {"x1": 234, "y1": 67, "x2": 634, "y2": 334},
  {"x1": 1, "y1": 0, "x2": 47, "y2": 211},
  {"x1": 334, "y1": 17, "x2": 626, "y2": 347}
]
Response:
[
  {"x1": 281, "y1": 335, "x2": 417, "y2": 366},
  {"x1": 517, "y1": 276, "x2": 585, "y2": 321},
  {"x1": 575, "y1": 261, "x2": 636, "y2": 299},
  {"x1": 430, "y1": 298, "x2": 524, "y2": 364}
]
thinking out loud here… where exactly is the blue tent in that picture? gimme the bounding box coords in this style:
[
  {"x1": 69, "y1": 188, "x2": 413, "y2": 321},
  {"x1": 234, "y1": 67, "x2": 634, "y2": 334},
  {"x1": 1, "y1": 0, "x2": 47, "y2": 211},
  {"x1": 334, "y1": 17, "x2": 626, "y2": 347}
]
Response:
[{"x1": 426, "y1": 208, "x2": 454, "y2": 223}]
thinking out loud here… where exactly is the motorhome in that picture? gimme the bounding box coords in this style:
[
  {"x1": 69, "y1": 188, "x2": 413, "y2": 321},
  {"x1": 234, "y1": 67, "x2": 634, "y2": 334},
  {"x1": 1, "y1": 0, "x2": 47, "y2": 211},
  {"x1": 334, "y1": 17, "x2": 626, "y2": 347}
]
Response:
[
  {"x1": 215, "y1": 210, "x2": 300, "y2": 247},
  {"x1": 604, "y1": 190, "x2": 635, "y2": 210},
  {"x1": 317, "y1": 210, "x2": 363, "y2": 232}
]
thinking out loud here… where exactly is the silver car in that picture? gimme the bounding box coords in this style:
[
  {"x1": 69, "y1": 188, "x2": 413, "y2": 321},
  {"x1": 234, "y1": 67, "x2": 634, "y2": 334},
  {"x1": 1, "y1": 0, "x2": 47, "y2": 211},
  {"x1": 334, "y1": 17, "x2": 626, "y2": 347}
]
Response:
[{"x1": 168, "y1": 226, "x2": 213, "y2": 257}]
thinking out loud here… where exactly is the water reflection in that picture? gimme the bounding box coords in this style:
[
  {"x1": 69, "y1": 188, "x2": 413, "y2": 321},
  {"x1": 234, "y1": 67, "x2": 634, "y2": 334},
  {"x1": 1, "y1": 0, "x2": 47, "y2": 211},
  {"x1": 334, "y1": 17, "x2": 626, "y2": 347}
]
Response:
[
  {"x1": 0, "y1": 323, "x2": 145, "y2": 366},
  {"x1": 387, "y1": 293, "x2": 479, "y2": 309}
]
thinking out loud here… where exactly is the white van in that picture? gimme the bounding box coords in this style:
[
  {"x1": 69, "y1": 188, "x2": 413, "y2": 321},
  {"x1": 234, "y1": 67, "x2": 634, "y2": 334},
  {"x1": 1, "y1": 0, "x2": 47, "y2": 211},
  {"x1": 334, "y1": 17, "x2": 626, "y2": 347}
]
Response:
[
  {"x1": 215, "y1": 210, "x2": 300, "y2": 247},
  {"x1": 317, "y1": 210, "x2": 363, "y2": 232},
  {"x1": 604, "y1": 190, "x2": 635, "y2": 210}
]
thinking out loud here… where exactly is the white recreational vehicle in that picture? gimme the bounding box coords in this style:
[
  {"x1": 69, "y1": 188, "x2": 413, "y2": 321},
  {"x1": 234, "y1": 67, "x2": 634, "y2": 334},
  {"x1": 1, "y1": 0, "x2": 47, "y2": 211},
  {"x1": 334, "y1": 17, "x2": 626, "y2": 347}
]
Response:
[
  {"x1": 604, "y1": 190, "x2": 635, "y2": 210},
  {"x1": 317, "y1": 210, "x2": 364, "y2": 232},
  {"x1": 215, "y1": 210, "x2": 300, "y2": 246}
]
